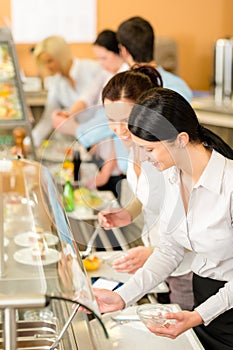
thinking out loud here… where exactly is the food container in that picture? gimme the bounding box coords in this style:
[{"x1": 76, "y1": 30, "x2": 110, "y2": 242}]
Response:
[{"x1": 137, "y1": 304, "x2": 172, "y2": 329}]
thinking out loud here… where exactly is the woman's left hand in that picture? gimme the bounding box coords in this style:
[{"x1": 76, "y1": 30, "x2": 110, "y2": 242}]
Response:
[
  {"x1": 147, "y1": 310, "x2": 203, "y2": 339},
  {"x1": 113, "y1": 246, "x2": 153, "y2": 274}
]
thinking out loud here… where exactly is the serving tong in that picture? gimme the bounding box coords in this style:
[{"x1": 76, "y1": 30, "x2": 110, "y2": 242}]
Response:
[
  {"x1": 110, "y1": 315, "x2": 140, "y2": 329},
  {"x1": 81, "y1": 221, "x2": 102, "y2": 259}
]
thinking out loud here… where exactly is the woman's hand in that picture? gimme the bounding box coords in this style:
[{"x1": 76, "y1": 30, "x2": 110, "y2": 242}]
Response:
[
  {"x1": 148, "y1": 310, "x2": 203, "y2": 339},
  {"x1": 112, "y1": 246, "x2": 153, "y2": 273},
  {"x1": 52, "y1": 111, "x2": 78, "y2": 136},
  {"x1": 98, "y1": 208, "x2": 132, "y2": 229},
  {"x1": 52, "y1": 109, "x2": 69, "y2": 126},
  {"x1": 93, "y1": 288, "x2": 125, "y2": 313}
]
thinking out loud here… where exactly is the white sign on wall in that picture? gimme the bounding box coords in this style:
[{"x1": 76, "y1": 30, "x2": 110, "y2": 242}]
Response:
[{"x1": 11, "y1": 0, "x2": 96, "y2": 43}]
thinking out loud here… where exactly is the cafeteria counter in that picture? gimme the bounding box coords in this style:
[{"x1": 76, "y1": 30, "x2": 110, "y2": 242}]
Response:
[
  {"x1": 89, "y1": 304, "x2": 204, "y2": 350},
  {"x1": 192, "y1": 95, "x2": 233, "y2": 147}
]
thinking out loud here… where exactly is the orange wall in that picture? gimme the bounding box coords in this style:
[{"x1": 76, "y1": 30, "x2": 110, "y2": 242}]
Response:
[{"x1": 1, "y1": 0, "x2": 233, "y2": 91}]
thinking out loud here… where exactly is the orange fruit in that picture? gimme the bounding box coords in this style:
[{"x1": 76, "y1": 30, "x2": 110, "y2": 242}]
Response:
[
  {"x1": 83, "y1": 256, "x2": 101, "y2": 271},
  {"x1": 62, "y1": 160, "x2": 74, "y2": 170}
]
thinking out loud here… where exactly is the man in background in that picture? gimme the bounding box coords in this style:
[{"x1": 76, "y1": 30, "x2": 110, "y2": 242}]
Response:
[{"x1": 52, "y1": 16, "x2": 192, "y2": 169}]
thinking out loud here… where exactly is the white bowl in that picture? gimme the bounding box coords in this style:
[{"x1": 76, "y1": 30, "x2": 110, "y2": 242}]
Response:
[{"x1": 137, "y1": 304, "x2": 172, "y2": 329}]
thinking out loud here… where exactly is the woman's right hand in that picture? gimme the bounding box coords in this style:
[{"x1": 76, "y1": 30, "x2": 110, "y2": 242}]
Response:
[
  {"x1": 52, "y1": 110, "x2": 69, "y2": 128},
  {"x1": 93, "y1": 288, "x2": 125, "y2": 313},
  {"x1": 52, "y1": 111, "x2": 78, "y2": 136},
  {"x1": 98, "y1": 208, "x2": 132, "y2": 229}
]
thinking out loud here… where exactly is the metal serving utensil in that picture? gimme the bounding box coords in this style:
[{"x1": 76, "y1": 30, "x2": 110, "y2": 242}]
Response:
[
  {"x1": 110, "y1": 315, "x2": 140, "y2": 329},
  {"x1": 81, "y1": 197, "x2": 119, "y2": 259},
  {"x1": 80, "y1": 221, "x2": 102, "y2": 259},
  {"x1": 49, "y1": 304, "x2": 80, "y2": 350}
]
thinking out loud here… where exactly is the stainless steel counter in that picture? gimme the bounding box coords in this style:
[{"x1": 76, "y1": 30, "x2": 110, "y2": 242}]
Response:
[
  {"x1": 192, "y1": 96, "x2": 233, "y2": 147},
  {"x1": 90, "y1": 304, "x2": 204, "y2": 350},
  {"x1": 0, "y1": 158, "x2": 106, "y2": 350}
]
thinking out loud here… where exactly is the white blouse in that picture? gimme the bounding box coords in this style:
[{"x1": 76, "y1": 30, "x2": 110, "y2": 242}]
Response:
[
  {"x1": 118, "y1": 150, "x2": 233, "y2": 326},
  {"x1": 127, "y1": 147, "x2": 164, "y2": 245},
  {"x1": 127, "y1": 146, "x2": 195, "y2": 275},
  {"x1": 32, "y1": 58, "x2": 102, "y2": 147}
]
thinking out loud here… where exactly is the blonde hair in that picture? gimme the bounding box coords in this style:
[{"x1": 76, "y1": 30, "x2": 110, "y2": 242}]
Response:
[{"x1": 33, "y1": 35, "x2": 72, "y2": 71}]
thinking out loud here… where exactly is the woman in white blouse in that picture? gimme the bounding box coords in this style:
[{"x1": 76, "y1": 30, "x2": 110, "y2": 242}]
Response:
[
  {"x1": 52, "y1": 30, "x2": 129, "y2": 135},
  {"x1": 100, "y1": 66, "x2": 194, "y2": 310},
  {"x1": 94, "y1": 87, "x2": 233, "y2": 350},
  {"x1": 32, "y1": 35, "x2": 101, "y2": 147}
]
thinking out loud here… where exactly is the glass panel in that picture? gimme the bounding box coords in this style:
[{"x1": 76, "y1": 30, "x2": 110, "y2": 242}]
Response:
[{"x1": 0, "y1": 158, "x2": 99, "y2": 316}]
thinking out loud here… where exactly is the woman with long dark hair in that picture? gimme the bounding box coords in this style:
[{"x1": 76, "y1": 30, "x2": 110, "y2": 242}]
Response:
[
  {"x1": 99, "y1": 66, "x2": 194, "y2": 310},
  {"x1": 94, "y1": 87, "x2": 233, "y2": 350}
]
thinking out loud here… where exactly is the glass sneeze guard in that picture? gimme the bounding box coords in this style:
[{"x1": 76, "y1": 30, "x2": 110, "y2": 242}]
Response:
[{"x1": 0, "y1": 158, "x2": 105, "y2": 349}]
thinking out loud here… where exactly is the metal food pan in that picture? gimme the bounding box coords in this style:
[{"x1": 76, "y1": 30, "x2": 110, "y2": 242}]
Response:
[
  {"x1": 0, "y1": 320, "x2": 57, "y2": 331},
  {"x1": 0, "y1": 320, "x2": 59, "y2": 349},
  {"x1": 0, "y1": 338, "x2": 60, "y2": 349}
]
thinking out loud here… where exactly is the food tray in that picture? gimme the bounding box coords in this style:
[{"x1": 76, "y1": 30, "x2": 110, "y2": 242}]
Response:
[{"x1": 0, "y1": 320, "x2": 60, "y2": 350}]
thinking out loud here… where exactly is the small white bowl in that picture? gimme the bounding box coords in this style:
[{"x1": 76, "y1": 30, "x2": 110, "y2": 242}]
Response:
[{"x1": 137, "y1": 304, "x2": 172, "y2": 329}]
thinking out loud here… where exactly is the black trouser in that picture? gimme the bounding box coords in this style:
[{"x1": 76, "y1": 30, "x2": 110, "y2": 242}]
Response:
[{"x1": 193, "y1": 273, "x2": 233, "y2": 350}]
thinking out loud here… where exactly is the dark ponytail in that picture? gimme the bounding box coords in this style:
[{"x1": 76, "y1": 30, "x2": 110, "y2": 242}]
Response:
[
  {"x1": 102, "y1": 65, "x2": 163, "y2": 103},
  {"x1": 198, "y1": 125, "x2": 233, "y2": 159},
  {"x1": 94, "y1": 30, "x2": 120, "y2": 54},
  {"x1": 128, "y1": 87, "x2": 233, "y2": 160},
  {"x1": 131, "y1": 64, "x2": 163, "y2": 87}
]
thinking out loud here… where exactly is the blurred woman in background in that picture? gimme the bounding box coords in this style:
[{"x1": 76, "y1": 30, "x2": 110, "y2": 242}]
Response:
[
  {"x1": 52, "y1": 30, "x2": 129, "y2": 135},
  {"x1": 32, "y1": 35, "x2": 101, "y2": 146}
]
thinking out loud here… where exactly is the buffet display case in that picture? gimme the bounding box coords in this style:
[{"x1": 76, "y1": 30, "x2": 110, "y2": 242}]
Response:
[
  {"x1": 0, "y1": 27, "x2": 36, "y2": 159},
  {"x1": 0, "y1": 158, "x2": 107, "y2": 350}
]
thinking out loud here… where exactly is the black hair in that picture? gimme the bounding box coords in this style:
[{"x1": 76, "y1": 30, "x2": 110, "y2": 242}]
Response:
[
  {"x1": 117, "y1": 17, "x2": 154, "y2": 62},
  {"x1": 102, "y1": 65, "x2": 162, "y2": 103},
  {"x1": 94, "y1": 29, "x2": 119, "y2": 54},
  {"x1": 128, "y1": 87, "x2": 233, "y2": 159}
]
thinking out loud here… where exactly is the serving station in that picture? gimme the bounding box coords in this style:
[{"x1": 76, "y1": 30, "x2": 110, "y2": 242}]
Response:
[{"x1": 0, "y1": 157, "x2": 108, "y2": 350}]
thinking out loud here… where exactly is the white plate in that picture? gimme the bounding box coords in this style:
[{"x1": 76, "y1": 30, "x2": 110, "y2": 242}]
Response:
[
  {"x1": 14, "y1": 248, "x2": 60, "y2": 266},
  {"x1": 14, "y1": 232, "x2": 59, "y2": 247},
  {"x1": 4, "y1": 237, "x2": 9, "y2": 247},
  {"x1": 0, "y1": 253, "x2": 9, "y2": 262}
]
